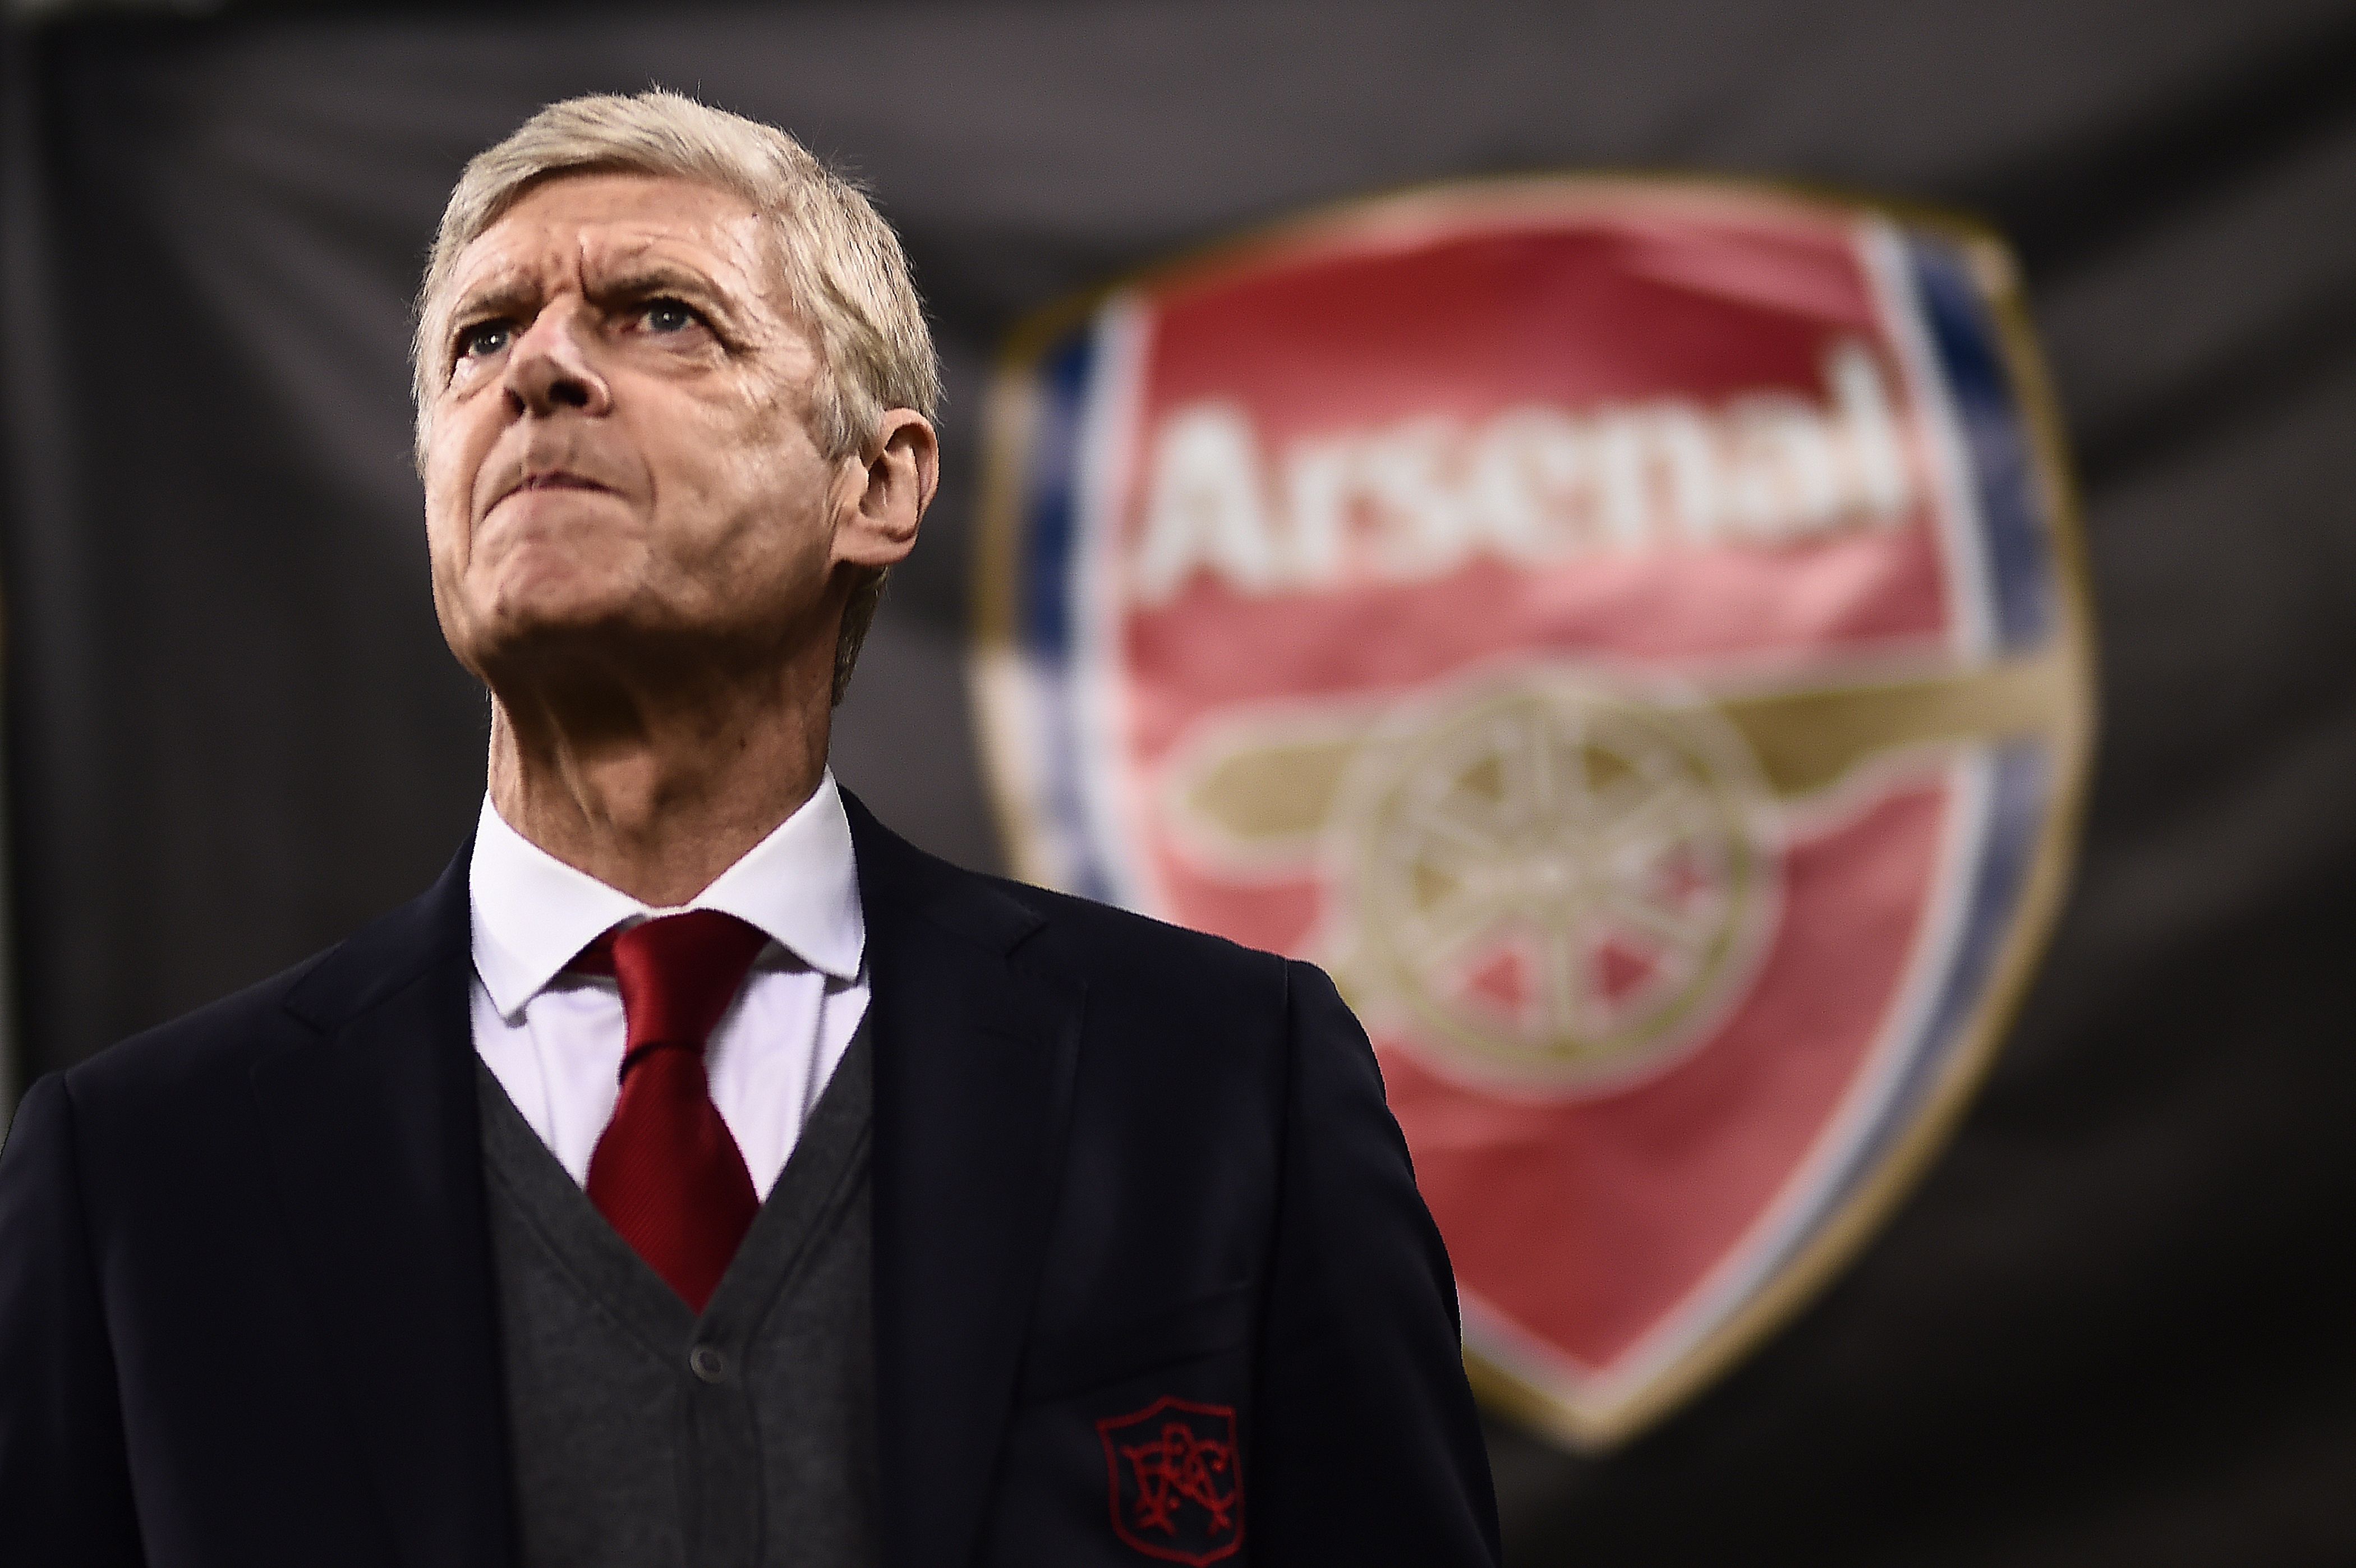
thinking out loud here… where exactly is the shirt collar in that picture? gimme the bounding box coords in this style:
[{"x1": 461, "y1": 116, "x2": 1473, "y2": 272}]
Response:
[{"x1": 468, "y1": 769, "x2": 866, "y2": 1020}]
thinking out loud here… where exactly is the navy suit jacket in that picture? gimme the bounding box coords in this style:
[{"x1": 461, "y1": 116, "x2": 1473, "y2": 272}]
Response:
[{"x1": 0, "y1": 793, "x2": 1500, "y2": 1567}]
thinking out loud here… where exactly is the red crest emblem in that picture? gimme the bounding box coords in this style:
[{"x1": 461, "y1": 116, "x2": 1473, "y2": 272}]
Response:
[
  {"x1": 1096, "y1": 1397, "x2": 1245, "y2": 1564},
  {"x1": 980, "y1": 180, "x2": 2090, "y2": 1446}
]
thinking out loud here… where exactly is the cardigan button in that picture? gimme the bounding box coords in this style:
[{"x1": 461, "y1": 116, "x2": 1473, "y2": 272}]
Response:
[{"x1": 688, "y1": 1345, "x2": 730, "y2": 1384}]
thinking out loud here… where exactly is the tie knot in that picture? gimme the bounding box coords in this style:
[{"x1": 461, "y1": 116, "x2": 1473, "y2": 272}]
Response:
[{"x1": 573, "y1": 910, "x2": 770, "y2": 1069}]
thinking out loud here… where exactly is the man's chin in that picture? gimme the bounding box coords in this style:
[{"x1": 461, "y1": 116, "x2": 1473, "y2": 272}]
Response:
[
  {"x1": 462, "y1": 594, "x2": 654, "y2": 679},
  {"x1": 468, "y1": 499, "x2": 638, "y2": 592}
]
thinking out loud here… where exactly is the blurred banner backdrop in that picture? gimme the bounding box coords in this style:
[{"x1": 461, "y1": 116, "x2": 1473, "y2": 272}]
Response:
[
  {"x1": 4, "y1": 3, "x2": 2353, "y2": 1564},
  {"x1": 976, "y1": 177, "x2": 2100, "y2": 1455}
]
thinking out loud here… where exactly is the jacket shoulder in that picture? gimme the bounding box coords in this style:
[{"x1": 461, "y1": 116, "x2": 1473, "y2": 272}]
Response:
[
  {"x1": 991, "y1": 872, "x2": 1289, "y2": 988},
  {"x1": 61, "y1": 851, "x2": 468, "y2": 1115},
  {"x1": 845, "y1": 792, "x2": 1289, "y2": 996},
  {"x1": 62, "y1": 948, "x2": 336, "y2": 1112}
]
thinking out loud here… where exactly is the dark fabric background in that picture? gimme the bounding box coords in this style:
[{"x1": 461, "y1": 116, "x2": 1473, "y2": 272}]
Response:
[{"x1": 4, "y1": 3, "x2": 2353, "y2": 1562}]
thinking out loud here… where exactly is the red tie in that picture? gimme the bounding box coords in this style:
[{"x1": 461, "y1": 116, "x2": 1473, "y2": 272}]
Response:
[{"x1": 573, "y1": 910, "x2": 770, "y2": 1313}]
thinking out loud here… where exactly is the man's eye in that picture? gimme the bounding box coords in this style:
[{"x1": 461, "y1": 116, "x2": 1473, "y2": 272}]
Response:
[
  {"x1": 455, "y1": 320, "x2": 512, "y2": 359},
  {"x1": 641, "y1": 299, "x2": 701, "y2": 334}
]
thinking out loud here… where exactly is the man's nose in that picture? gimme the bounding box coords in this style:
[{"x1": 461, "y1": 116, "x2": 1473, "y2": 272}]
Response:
[{"x1": 503, "y1": 304, "x2": 612, "y2": 419}]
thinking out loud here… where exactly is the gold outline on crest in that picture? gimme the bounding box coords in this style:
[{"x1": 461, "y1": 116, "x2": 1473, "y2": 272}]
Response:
[{"x1": 968, "y1": 174, "x2": 2096, "y2": 1451}]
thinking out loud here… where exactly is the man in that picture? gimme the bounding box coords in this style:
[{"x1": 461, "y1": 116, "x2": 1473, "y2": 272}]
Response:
[{"x1": 0, "y1": 91, "x2": 1501, "y2": 1567}]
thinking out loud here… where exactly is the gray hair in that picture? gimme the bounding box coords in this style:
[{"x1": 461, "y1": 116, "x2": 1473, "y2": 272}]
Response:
[{"x1": 412, "y1": 90, "x2": 940, "y2": 703}]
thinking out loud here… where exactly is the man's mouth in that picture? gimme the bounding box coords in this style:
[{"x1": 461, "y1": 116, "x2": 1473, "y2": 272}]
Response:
[
  {"x1": 516, "y1": 471, "x2": 611, "y2": 494},
  {"x1": 494, "y1": 470, "x2": 616, "y2": 513}
]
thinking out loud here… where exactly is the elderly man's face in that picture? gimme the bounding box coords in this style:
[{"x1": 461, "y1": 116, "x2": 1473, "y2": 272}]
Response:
[{"x1": 420, "y1": 171, "x2": 859, "y2": 692}]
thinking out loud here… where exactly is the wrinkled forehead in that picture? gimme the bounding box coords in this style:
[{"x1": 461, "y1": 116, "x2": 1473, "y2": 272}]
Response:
[{"x1": 432, "y1": 170, "x2": 782, "y2": 327}]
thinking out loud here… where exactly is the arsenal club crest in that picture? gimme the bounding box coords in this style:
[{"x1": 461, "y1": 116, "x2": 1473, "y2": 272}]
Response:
[
  {"x1": 977, "y1": 180, "x2": 2091, "y2": 1445},
  {"x1": 1097, "y1": 1397, "x2": 1244, "y2": 1564}
]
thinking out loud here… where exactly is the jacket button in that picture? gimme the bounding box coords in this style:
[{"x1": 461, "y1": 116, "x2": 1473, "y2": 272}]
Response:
[{"x1": 688, "y1": 1345, "x2": 729, "y2": 1384}]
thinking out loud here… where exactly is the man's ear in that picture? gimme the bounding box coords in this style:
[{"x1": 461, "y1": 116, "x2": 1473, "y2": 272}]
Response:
[{"x1": 834, "y1": 409, "x2": 938, "y2": 571}]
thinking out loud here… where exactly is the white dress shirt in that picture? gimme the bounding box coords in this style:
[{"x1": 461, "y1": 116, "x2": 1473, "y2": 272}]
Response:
[{"x1": 468, "y1": 770, "x2": 868, "y2": 1197}]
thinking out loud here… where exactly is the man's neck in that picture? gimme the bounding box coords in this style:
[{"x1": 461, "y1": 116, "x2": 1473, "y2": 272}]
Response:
[{"x1": 484, "y1": 667, "x2": 831, "y2": 908}]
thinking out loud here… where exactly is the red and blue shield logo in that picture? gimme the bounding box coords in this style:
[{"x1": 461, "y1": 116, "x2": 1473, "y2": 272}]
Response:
[{"x1": 977, "y1": 180, "x2": 2091, "y2": 1445}]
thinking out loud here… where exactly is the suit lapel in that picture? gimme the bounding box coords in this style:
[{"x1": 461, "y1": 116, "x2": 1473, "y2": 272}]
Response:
[
  {"x1": 850, "y1": 796, "x2": 1085, "y2": 1568},
  {"x1": 249, "y1": 850, "x2": 515, "y2": 1568}
]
